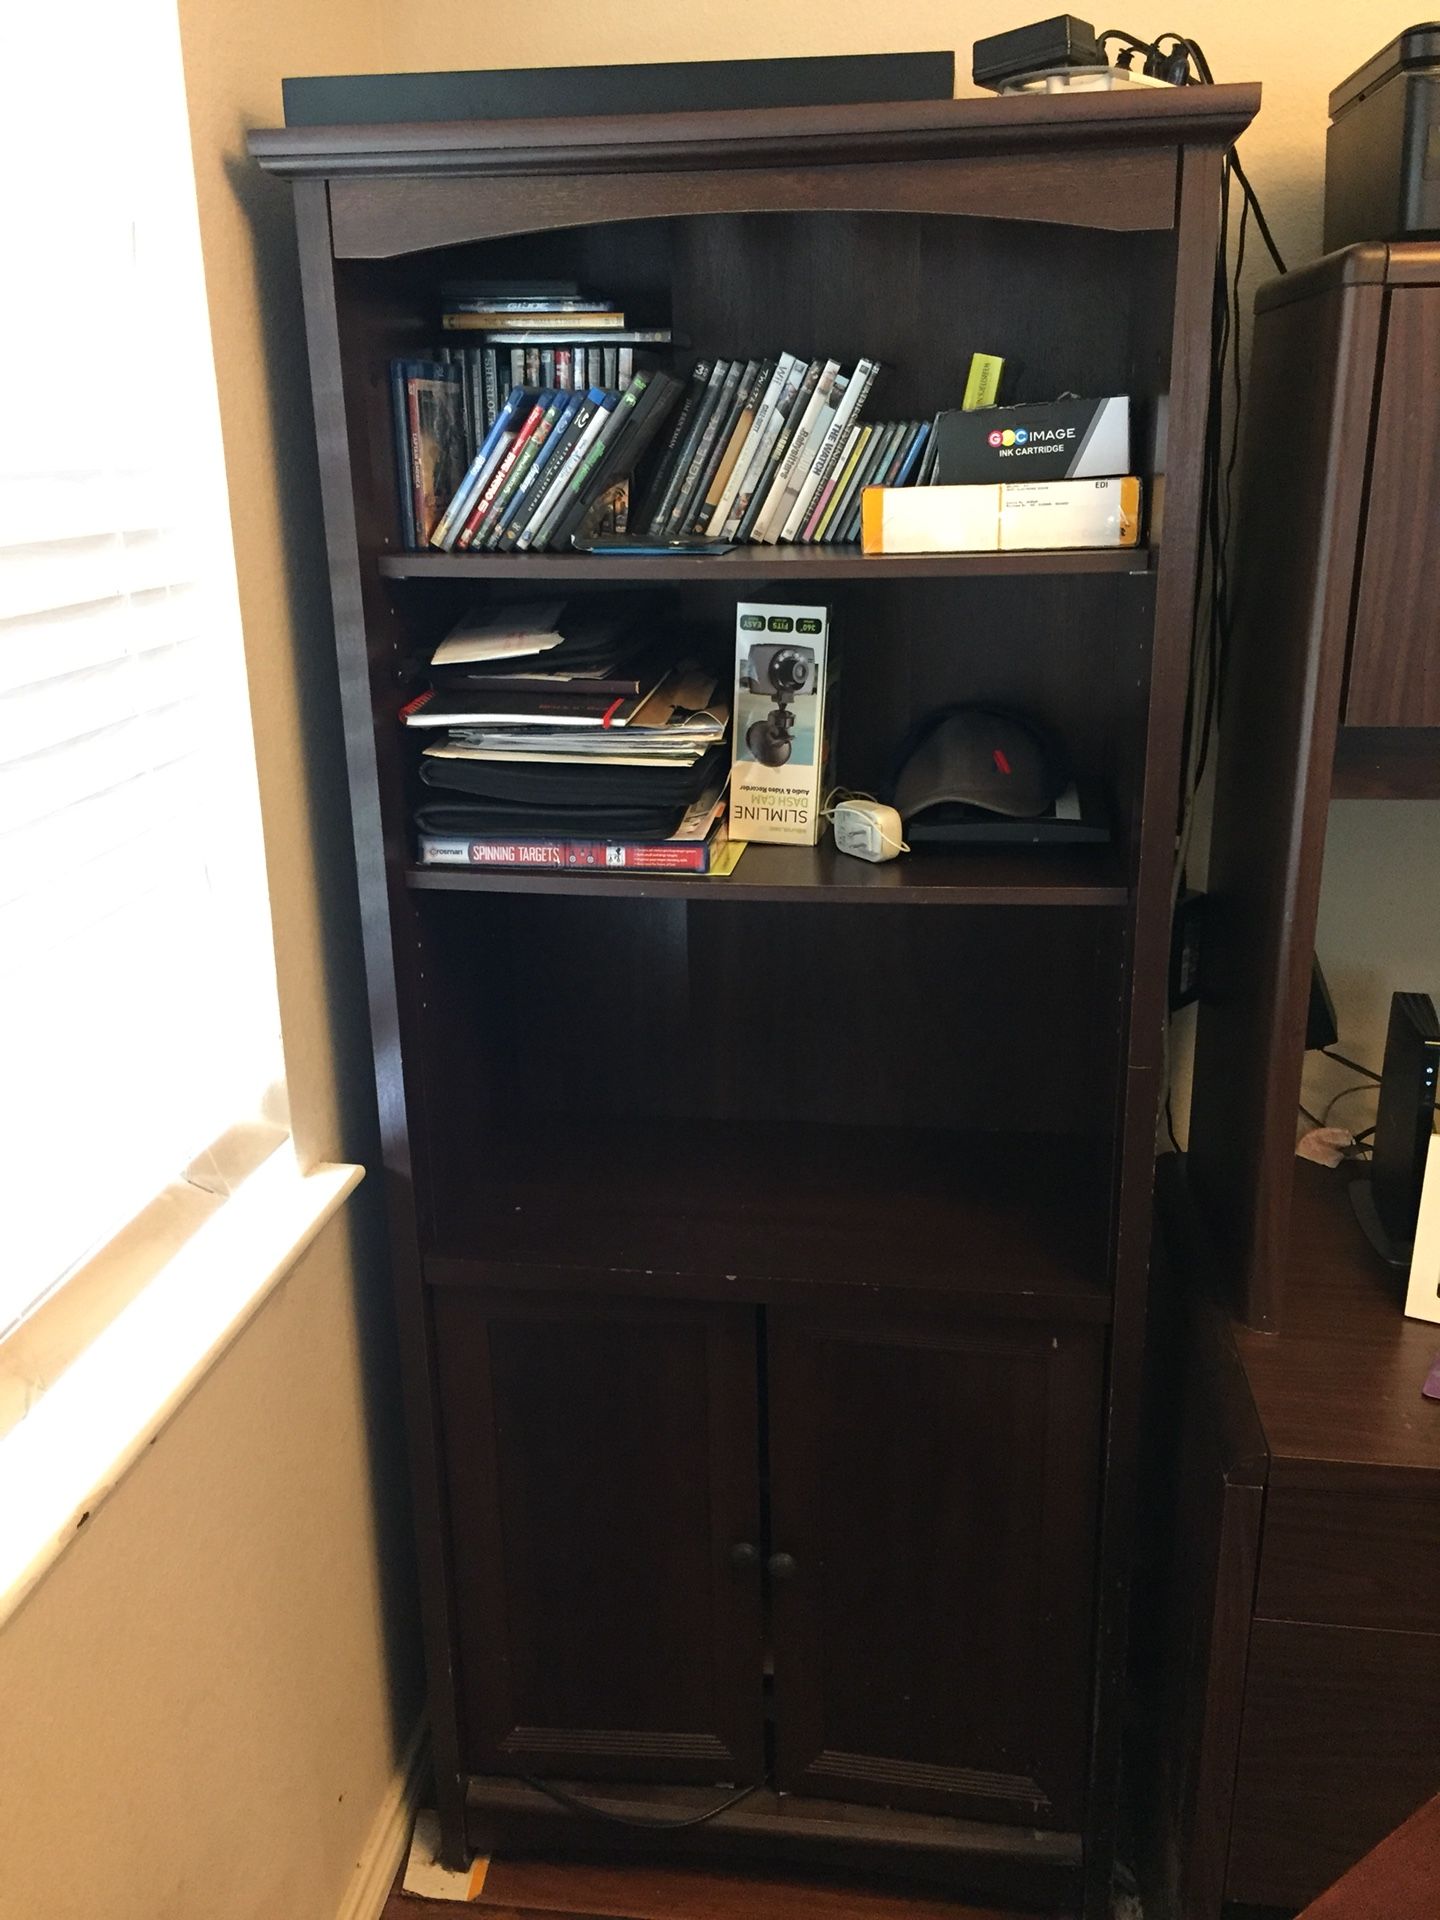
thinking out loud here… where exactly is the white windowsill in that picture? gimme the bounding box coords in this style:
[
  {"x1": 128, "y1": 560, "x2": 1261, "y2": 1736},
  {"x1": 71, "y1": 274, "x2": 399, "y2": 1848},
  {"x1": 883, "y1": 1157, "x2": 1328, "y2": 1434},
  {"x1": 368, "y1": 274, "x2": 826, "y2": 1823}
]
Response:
[{"x1": 0, "y1": 1147, "x2": 363, "y2": 1632}]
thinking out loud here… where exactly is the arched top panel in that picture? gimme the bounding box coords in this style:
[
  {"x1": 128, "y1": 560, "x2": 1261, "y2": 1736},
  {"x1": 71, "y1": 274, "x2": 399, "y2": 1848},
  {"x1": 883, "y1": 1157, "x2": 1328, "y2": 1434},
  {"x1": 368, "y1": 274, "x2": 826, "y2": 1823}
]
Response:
[{"x1": 328, "y1": 147, "x2": 1177, "y2": 260}]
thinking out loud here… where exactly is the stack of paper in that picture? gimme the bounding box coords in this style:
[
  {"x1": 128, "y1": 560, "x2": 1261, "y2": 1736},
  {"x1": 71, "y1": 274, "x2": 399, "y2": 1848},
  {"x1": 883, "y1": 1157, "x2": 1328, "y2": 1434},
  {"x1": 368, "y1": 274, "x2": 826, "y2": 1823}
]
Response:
[{"x1": 404, "y1": 600, "x2": 733, "y2": 849}]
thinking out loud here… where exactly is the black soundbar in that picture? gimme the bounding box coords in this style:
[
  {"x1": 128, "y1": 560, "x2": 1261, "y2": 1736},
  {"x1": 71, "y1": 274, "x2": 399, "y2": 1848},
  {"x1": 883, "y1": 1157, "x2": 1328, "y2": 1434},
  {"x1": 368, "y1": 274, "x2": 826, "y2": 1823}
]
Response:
[{"x1": 282, "y1": 53, "x2": 956, "y2": 129}]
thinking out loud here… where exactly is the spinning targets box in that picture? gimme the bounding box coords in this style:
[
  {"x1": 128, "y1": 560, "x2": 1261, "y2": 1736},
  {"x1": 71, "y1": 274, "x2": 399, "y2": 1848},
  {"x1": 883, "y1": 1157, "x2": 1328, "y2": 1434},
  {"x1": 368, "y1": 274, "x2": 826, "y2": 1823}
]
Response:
[{"x1": 731, "y1": 603, "x2": 834, "y2": 845}]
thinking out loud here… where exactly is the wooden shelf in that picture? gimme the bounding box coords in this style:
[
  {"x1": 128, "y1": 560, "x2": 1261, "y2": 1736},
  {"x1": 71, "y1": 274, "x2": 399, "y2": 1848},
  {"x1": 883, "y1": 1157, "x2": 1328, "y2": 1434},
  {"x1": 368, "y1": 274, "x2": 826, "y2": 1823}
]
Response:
[
  {"x1": 379, "y1": 545, "x2": 1155, "y2": 584},
  {"x1": 1231, "y1": 1160, "x2": 1440, "y2": 1486},
  {"x1": 1331, "y1": 726, "x2": 1440, "y2": 800},
  {"x1": 425, "y1": 1118, "x2": 1112, "y2": 1320},
  {"x1": 462, "y1": 1774, "x2": 1083, "y2": 1897},
  {"x1": 407, "y1": 839, "x2": 1128, "y2": 905}
]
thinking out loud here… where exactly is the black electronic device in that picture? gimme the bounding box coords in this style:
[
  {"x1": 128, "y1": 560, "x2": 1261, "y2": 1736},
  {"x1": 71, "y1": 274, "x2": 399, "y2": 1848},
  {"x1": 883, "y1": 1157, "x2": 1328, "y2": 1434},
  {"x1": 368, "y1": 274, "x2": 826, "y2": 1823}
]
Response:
[
  {"x1": 1326, "y1": 25, "x2": 1440, "y2": 249},
  {"x1": 1349, "y1": 991, "x2": 1440, "y2": 1268},
  {"x1": 1307, "y1": 954, "x2": 1340, "y2": 1053},
  {"x1": 283, "y1": 53, "x2": 956, "y2": 128},
  {"x1": 739, "y1": 640, "x2": 817, "y2": 768},
  {"x1": 1169, "y1": 889, "x2": 1206, "y2": 1013},
  {"x1": 972, "y1": 15, "x2": 1104, "y2": 92},
  {"x1": 575, "y1": 535, "x2": 737, "y2": 556},
  {"x1": 902, "y1": 780, "x2": 1110, "y2": 846}
]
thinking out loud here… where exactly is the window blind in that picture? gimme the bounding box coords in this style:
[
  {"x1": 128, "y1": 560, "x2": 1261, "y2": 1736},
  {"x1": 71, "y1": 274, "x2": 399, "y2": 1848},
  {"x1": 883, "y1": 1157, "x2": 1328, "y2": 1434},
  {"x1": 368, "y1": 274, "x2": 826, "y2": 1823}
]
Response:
[{"x1": 0, "y1": 0, "x2": 284, "y2": 1335}]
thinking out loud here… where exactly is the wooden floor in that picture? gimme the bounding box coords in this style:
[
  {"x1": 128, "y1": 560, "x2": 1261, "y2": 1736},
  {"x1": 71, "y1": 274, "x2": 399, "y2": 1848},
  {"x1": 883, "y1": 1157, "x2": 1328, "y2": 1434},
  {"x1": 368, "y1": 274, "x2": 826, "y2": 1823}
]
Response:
[{"x1": 381, "y1": 1854, "x2": 1054, "y2": 1920}]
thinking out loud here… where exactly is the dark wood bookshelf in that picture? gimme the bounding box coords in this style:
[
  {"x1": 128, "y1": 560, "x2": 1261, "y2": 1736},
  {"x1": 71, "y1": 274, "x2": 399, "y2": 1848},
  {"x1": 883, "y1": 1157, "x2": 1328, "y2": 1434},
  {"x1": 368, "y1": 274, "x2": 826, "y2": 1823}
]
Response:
[
  {"x1": 253, "y1": 82, "x2": 1257, "y2": 1916},
  {"x1": 406, "y1": 840, "x2": 1128, "y2": 905},
  {"x1": 426, "y1": 1118, "x2": 1112, "y2": 1322},
  {"x1": 380, "y1": 545, "x2": 1155, "y2": 583},
  {"x1": 456, "y1": 1777, "x2": 1083, "y2": 1906}
]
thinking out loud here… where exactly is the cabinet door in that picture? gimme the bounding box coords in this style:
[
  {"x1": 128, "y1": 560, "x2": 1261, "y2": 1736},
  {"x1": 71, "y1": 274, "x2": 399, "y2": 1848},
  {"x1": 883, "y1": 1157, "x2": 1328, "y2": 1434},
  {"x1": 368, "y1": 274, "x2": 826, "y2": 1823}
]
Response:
[
  {"x1": 1227, "y1": 1619, "x2": 1440, "y2": 1908},
  {"x1": 1346, "y1": 285, "x2": 1440, "y2": 726},
  {"x1": 767, "y1": 1308, "x2": 1102, "y2": 1829},
  {"x1": 433, "y1": 1290, "x2": 763, "y2": 1784}
]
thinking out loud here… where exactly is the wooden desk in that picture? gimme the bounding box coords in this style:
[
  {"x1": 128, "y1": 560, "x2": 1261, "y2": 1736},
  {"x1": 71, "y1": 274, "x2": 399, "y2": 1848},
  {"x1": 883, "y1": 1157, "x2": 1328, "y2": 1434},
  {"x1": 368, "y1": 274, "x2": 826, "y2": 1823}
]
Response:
[{"x1": 1144, "y1": 1161, "x2": 1440, "y2": 1916}]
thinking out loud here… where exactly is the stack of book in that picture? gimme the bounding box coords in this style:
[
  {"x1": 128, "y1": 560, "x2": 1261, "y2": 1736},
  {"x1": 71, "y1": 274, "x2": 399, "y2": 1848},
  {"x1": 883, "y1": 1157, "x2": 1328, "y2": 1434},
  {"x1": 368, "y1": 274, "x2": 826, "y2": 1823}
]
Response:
[
  {"x1": 443, "y1": 282, "x2": 672, "y2": 421},
  {"x1": 412, "y1": 371, "x2": 682, "y2": 552},
  {"x1": 633, "y1": 354, "x2": 931, "y2": 547},
  {"x1": 404, "y1": 601, "x2": 740, "y2": 874}
]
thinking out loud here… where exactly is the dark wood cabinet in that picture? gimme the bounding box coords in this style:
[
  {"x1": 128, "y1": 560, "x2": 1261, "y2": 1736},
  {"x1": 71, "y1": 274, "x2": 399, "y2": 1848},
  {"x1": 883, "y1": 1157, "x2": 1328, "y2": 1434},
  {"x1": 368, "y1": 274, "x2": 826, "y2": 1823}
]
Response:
[
  {"x1": 768, "y1": 1310, "x2": 1101, "y2": 1828},
  {"x1": 434, "y1": 1290, "x2": 764, "y2": 1784},
  {"x1": 1164, "y1": 243, "x2": 1440, "y2": 1911},
  {"x1": 434, "y1": 1289, "x2": 1100, "y2": 1826},
  {"x1": 1189, "y1": 242, "x2": 1440, "y2": 1330},
  {"x1": 251, "y1": 83, "x2": 1256, "y2": 1915},
  {"x1": 1346, "y1": 282, "x2": 1440, "y2": 728},
  {"x1": 1228, "y1": 1618, "x2": 1440, "y2": 1906},
  {"x1": 1147, "y1": 1165, "x2": 1440, "y2": 1917}
]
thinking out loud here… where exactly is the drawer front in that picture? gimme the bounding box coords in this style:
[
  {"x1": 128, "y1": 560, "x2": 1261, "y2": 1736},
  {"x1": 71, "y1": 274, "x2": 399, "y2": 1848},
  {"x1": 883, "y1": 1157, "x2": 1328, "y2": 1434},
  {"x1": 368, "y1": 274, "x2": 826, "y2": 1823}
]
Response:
[
  {"x1": 1227, "y1": 1619, "x2": 1440, "y2": 1909},
  {"x1": 1257, "y1": 1484, "x2": 1440, "y2": 1635}
]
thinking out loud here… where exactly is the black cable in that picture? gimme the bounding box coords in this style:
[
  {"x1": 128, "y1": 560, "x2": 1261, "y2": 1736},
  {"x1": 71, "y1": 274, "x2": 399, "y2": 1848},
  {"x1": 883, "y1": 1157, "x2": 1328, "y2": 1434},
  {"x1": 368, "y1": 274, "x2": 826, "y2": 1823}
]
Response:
[
  {"x1": 1164, "y1": 1092, "x2": 1182, "y2": 1154},
  {"x1": 1299, "y1": 1102, "x2": 1324, "y2": 1128},
  {"x1": 1188, "y1": 146, "x2": 1233, "y2": 790},
  {"x1": 520, "y1": 1776, "x2": 762, "y2": 1830},
  {"x1": 1322, "y1": 1082, "x2": 1377, "y2": 1125},
  {"x1": 1320, "y1": 1047, "x2": 1381, "y2": 1082},
  {"x1": 1174, "y1": 34, "x2": 1215, "y2": 84},
  {"x1": 1208, "y1": 159, "x2": 1249, "y2": 729},
  {"x1": 1098, "y1": 27, "x2": 1163, "y2": 55},
  {"x1": 1141, "y1": 22, "x2": 1289, "y2": 1135},
  {"x1": 1229, "y1": 153, "x2": 1288, "y2": 275}
]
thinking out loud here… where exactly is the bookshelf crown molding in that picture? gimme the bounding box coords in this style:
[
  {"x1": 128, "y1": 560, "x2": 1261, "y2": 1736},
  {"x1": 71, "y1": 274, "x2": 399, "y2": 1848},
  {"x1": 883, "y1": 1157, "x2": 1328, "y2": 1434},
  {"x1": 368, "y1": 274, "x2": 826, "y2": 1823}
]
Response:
[{"x1": 248, "y1": 83, "x2": 1261, "y2": 181}]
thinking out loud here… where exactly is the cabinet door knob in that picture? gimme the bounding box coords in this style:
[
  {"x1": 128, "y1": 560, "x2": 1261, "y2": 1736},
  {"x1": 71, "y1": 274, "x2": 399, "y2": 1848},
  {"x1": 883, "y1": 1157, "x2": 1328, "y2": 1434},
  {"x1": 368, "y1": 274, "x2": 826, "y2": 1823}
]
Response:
[
  {"x1": 729, "y1": 1541, "x2": 759, "y2": 1571},
  {"x1": 767, "y1": 1551, "x2": 798, "y2": 1582}
]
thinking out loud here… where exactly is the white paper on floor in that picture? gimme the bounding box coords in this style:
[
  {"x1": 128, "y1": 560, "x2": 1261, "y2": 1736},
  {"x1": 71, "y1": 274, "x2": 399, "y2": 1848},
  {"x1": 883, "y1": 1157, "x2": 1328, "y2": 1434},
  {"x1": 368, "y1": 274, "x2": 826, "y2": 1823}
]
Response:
[{"x1": 401, "y1": 1810, "x2": 489, "y2": 1902}]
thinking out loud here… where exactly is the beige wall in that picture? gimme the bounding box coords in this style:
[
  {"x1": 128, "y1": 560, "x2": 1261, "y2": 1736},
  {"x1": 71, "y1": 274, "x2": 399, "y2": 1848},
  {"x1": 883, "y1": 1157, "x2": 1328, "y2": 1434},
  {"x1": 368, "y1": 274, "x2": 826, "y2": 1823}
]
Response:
[
  {"x1": 0, "y1": 4, "x2": 425, "y2": 1919},
  {"x1": 371, "y1": 2, "x2": 1380, "y2": 263},
  {"x1": 0, "y1": 1207, "x2": 422, "y2": 1920},
  {"x1": 179, "y1": 0, "x2": 386, "y2": 1170},
  {"x1": 1306, "y1": 805, "x2": 1440, "y2": 1129}
]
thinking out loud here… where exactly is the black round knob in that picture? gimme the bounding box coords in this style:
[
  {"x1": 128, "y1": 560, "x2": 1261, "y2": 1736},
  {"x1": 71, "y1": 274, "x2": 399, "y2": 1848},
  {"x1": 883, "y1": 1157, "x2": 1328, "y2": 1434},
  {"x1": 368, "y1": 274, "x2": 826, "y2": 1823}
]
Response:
[
  {"x1": 729, "y1": 1541, "x2": 759, "y2": 1571},
  {"x1": 767, "y1": 1551, "x2": 798, "y2": 1582}
]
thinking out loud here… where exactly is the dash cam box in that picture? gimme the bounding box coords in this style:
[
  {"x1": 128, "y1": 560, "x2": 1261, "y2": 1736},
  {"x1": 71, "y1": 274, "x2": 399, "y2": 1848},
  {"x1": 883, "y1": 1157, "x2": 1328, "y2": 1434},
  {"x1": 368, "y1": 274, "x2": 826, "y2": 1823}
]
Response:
[
  {"x1": 731, "y1": 602, "x2": 834, "y2": 846},
  {"x1": 933, "y1": 396, "x2": 1130, "y2": 484}
]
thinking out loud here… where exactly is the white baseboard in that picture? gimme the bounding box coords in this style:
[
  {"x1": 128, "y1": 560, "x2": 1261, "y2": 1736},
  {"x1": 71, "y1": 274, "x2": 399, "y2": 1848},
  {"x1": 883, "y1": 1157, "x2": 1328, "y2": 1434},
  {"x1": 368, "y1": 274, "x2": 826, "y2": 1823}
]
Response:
[{"x1": 335, "y1": 1719, "x2": 428, "y2": 1920}]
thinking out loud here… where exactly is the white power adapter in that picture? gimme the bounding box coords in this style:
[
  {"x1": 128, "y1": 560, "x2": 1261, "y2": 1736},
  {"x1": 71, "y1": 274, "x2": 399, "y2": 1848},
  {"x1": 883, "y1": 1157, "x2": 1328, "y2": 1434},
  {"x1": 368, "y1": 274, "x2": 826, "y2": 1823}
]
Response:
[{"x1": 831, "y1": 798, "x2": 906, "y2": 864}]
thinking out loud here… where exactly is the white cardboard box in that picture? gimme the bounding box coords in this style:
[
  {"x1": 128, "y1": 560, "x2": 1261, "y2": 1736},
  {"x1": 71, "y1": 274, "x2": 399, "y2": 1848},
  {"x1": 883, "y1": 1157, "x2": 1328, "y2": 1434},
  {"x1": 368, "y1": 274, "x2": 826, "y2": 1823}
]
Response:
[{"x1": 861, "y1": 476, "x2": 1142, "y2": 554}]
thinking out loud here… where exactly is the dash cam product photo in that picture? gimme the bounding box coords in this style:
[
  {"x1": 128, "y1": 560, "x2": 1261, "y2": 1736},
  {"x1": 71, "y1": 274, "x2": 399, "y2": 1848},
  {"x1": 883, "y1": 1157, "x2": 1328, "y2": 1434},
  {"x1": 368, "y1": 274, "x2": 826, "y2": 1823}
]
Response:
[{"x1": 731, "y1": 601, "x2": 833, "y2": 845}]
